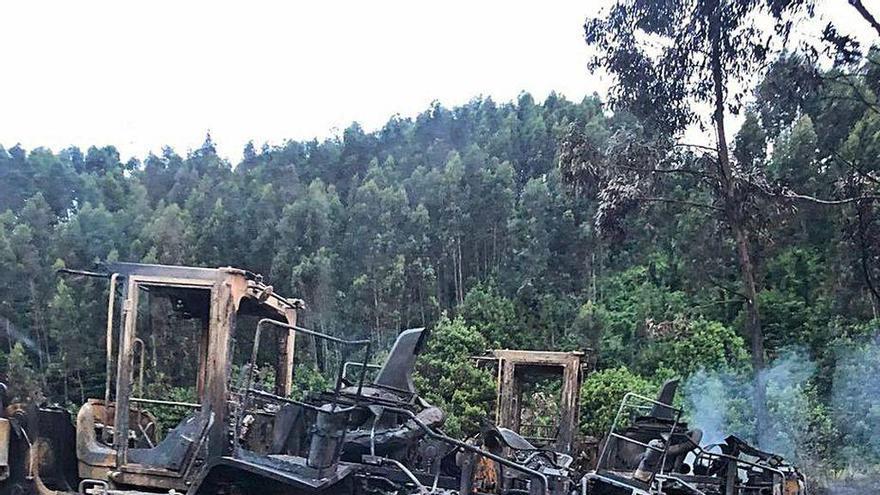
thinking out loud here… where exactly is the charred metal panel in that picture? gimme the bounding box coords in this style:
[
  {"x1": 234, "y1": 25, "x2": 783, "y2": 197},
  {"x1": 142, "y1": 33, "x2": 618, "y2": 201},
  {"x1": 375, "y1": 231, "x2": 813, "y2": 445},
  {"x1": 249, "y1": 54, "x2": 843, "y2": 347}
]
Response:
[
  {"x1": 0, "y1": 418, "x2": 9, "y2": 481},
  {"x1": 373, "y1": 328, "x2": 427, "y2": 393},
  {"x1": 102, "y1": 262, "x2": 224, "y2": 282},
  {"x1": 490, "y1": 350, "x2": 591, "y2": 454}
]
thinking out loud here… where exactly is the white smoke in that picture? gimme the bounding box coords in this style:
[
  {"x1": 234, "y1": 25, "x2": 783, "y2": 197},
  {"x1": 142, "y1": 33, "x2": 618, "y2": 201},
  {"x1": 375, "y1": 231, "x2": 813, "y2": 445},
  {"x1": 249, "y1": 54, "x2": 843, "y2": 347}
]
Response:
[
  {"x1": 681, "y1": 335, "x2": 880, "y2": 493},
  {"x1": 0, "y1": 315, "x2": 40, "y2": 354},
  {"x1": 681, "y1": 369, "x2": 738, "y2": 448},
  {"x1": 681, "y1": 348, "x2": 817, "y2": 460},
  {"x1": 830, "y1": 336, "x2": 880, "y2": 470},
  {"x1": 756, "y1": 348, "x2": 818, "y2": 462}
]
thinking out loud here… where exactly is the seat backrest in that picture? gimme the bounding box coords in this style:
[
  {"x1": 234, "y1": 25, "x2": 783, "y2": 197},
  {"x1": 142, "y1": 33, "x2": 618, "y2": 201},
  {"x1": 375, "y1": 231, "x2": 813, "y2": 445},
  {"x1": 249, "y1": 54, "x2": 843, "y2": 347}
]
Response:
[
  {"x1": 373, "y1": 328, "x2": 427, "y2": 392},
  {"x1": 126, "y1": 412, "x2": 210, "y2": 472}
]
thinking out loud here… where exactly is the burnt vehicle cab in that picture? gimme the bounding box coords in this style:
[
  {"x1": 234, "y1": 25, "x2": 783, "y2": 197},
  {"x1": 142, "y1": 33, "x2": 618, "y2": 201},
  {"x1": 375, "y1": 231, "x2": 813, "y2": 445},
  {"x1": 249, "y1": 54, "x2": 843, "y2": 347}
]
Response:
[{"x1": 74, "y1": 262, "x2": 307, "y2": 493}]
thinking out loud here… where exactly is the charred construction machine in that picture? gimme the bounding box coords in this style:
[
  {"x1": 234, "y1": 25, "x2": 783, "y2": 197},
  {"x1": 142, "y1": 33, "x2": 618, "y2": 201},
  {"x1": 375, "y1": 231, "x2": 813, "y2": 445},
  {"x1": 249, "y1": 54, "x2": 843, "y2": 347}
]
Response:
[
  {"x1": 0, "y1": 262, "x2": 578, "y2": 495},
  {"x1": 0, "y1": 262, "x2": 805, "y2": 495},
  {"x1": 582, "y1": 380, "x2": 807, "y2": 495}
]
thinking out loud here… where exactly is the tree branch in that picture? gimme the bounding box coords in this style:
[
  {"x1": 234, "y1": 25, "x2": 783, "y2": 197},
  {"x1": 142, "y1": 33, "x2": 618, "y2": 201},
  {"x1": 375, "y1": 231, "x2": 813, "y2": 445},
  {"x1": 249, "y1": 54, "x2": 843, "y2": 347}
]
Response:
[
  {"x1": 733, "y1": 174, "x2": 880, "y2": 205},
  {"x1": 675, "y1": 143, "x2": 719, "y2": 153},
  {"x1": 849, "y1": 0, "x2": 880, "y2": 38},
  {"x1": 615, "y1": 164, "x2": 716, "y2": 180},
  {"x1": 832, "y1": 151, "x2": 880, "y2": 187},
  {"x1": 636, "y1": 196, "x2": 724, "y2": 211},
  {"x1": 782, "y1": 191, "x2": 880, "y2": 205},
  {"x1": 708, "y1": 277, "x2": 748, "y2": 301}
]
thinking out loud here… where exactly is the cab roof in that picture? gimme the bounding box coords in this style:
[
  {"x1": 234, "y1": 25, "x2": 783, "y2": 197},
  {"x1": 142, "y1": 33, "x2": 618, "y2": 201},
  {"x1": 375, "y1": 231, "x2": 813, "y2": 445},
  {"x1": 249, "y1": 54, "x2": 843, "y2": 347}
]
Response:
[{"x1": 101, "y1": 261, "x2": 251, "y2": 282}]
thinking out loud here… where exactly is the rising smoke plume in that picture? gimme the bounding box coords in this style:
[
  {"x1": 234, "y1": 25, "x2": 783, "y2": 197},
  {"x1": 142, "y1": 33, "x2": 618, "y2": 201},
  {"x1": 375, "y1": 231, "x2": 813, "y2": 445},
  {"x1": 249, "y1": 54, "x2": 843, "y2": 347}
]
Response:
[{"x1": 681, "y1": 333, "x2": 880, "y2": 493}]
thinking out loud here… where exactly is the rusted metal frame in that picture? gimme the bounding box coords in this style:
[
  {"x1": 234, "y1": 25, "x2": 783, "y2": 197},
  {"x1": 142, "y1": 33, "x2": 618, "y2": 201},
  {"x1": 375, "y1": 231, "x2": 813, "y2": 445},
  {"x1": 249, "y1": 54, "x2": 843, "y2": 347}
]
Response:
[
  {"x1": 113, "y1": 276, "x2": 138, "y2": 466},
  {"x1": 125, "y1": 275, "x2": 217, "y2": 288},
  {"x1": 132, "y1": 337, "x2": 148, "y2": 447},
  {"x1": 104, "y1": 273, "x2": 118, "y2": 428},
  {"x1": 658, "y1": 406, "x2": 684, "y2": 482},
  {"x1": 196, "y1": 318, "x2": 210, "y2": 400},
  {"x1": 607, "y1": 433, "x2": 666, "y2": 453},
  {"x1": 114, "y1": 274, "x2": 215, "y2": 468},
  {"x1": 691, "y1": 447, "x2": 786, "y2": 486},
  {"x1": 102, "y1": 262, "x2": 220, "y2": 281},
  {"x1": 128, "y1": 397, "x2": 201, "y2": 409},
  {"x1": 495, "y1": 358, "x2": 503, "y2": 424},
  {"x1": 235, "y1": 318, "x2": 370, "y2": 446},
  {"x1": 490, "y1": 350, "x2": 586, "y2": 363},
  {"x1": 498, "y1": 358, "x2": 519, "y2": 433},
  {"x1": 596, "y1": 391, "x2": 683, "y2": 489},
  {"x1": 239, "y1": 281, "x2": 302, "y2": 397},
  {"x1": 204, "y1": 273, "x2": 242, "y2": 459},
  {"x1": 243, "y1": 388, "x2": 347, "y2": 413},
  {"x1": 241, "y1": 319, "x2": 370, "y2": 394},
  {"x1": 382, "y1": 406, "x2": 551, "y2": 495},
  {"x1": 352, "y1": 341, "x2": 372, "y2": 399},
  {"x1": 491, "y1": 350, "x2": 586, "y2": 452},
  {"x1": 475, "y1": 356, "x2": 503, "y2": 424},
  {"x1": 263, "y1": 289, "x2": 301, "y2": 310},
  {"x1": 342, "y1": 361, "x2": 382, "y2": 382},
  {"x1": 558, "y1": 355, "x2": 582, "y2": 452}
]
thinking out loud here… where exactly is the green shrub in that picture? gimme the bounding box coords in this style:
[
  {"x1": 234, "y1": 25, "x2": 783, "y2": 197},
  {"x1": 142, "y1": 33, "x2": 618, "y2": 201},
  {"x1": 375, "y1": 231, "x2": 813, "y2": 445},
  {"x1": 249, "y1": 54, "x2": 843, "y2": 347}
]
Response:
[
  {"x1": 579, "y1": 367, "x2": 653, "y2": 437},
  {"x1": 414, "y1": 315, "x2": 495, "y2": 437}
]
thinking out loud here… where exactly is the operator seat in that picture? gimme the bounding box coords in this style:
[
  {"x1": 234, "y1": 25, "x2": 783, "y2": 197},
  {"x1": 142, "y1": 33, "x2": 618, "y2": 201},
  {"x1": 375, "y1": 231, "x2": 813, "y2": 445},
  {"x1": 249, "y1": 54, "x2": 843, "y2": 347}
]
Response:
[
  {"x1": 77, "y1": 402, "x2": 211, "y2": 493},
  {"x1": 127, "y1": 412, "x2": 211, "y2": 472}
]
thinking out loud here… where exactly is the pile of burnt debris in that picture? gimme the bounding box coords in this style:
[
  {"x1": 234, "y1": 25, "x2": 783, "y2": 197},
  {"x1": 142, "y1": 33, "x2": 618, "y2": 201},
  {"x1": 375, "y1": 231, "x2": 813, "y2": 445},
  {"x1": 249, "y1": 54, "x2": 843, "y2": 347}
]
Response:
[{"x1": 0, "y1": 263, "x2": 805, "y2": 495}]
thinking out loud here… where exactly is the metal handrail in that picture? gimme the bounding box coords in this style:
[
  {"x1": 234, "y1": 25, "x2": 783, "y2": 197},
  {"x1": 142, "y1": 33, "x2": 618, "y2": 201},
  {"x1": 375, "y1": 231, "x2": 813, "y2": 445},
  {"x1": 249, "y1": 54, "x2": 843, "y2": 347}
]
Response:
[
  {"x1": 595, "y1": 392, "x2": 684, "y2": 489},
  {"x1": 234, "y1": 318, "x2": 371, "y2": 448},
  {"x1": 129, "y1": 397, "x2": 201, "y2": 408},
  {"x1": 342, "y1": 361, "x2": 382, "y2": 381},
  {"x1": 690, "y1": 445, "x2": 787, "y2": 482},
  {"x1": 382, "y1": 406, "x2": 551, "y2": 495},
  {"x1": 608, "y1": 432, "x2": 667, "y2": 453}
]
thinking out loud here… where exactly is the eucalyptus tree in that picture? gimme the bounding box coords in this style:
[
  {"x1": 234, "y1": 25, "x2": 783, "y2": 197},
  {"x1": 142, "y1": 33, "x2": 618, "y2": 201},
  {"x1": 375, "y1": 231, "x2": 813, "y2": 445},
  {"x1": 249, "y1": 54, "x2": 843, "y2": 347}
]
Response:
[{"x1": 560, "y1": 0, "x2": 821, "y2": 435}]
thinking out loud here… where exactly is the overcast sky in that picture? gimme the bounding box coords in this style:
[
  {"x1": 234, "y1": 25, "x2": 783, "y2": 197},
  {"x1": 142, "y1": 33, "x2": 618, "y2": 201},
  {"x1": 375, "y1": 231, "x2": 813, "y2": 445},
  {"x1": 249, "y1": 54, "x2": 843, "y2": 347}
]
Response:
[{"x1": 1, "y1": 1, "x2": 875, "y2": 163}]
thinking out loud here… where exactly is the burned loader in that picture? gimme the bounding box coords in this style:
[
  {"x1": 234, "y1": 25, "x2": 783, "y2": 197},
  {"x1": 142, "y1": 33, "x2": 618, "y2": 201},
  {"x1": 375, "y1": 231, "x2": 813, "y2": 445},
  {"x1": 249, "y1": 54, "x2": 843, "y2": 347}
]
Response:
[
  {"x1": 582, "y1": 380, "x2": 806, "y2": 495},
  {"x1": 0, "y1": 262, "x2": 579, "y2": 495}
]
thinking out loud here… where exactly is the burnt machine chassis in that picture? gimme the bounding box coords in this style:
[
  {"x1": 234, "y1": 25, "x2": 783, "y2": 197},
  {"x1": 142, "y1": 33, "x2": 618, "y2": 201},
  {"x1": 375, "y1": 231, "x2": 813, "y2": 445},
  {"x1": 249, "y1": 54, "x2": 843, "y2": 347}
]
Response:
[{"x1": 0, "y1": 262, "x2": 578, "y2": 495}]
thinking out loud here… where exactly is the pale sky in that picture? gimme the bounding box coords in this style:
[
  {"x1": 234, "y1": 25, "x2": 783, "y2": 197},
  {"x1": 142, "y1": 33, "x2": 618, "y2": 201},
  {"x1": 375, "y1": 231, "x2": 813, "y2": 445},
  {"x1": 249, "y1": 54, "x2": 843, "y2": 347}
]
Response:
[{"x1": 1, "y1": 1, "x2": 875, "y2": 163}]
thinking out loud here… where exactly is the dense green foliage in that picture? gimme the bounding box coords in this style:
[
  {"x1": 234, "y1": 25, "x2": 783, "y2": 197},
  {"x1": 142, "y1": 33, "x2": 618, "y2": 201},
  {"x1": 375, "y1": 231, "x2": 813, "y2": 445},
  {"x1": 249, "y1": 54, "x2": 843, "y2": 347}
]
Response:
[
  {"x1": 578, "y1": 367, "x2": 652, "y2": 438},
  {"x1": 414, "y1": 315, "x2": 495, "y2": 438},
  {"x1": 0, "y1": 47, "x2": 878, "y2": 480}
]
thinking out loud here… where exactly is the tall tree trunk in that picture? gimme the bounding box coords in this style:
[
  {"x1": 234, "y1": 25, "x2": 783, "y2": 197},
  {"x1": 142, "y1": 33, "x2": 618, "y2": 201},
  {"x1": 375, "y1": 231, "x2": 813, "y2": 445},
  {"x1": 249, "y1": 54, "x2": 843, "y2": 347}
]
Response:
[
  {"x1": 372, "y1": 279, "x2": 380, "y2": 345},
  {"x1": 78, "y1": 369, "x2": 85, "y2": 404},
  {"x1": 457, "y1": 236, "x2": 464, "y2": 305},
  {"x1": 63, "y1": 364, "x2": 69, "y2": 404},
  {"x1": 492, "y1": 226, "x2": 498, "y2": 272},
  {"x1": 709, "y1": 2, "x2": 767, "y2": 439},
  {"x1": 29, "y1": 281, "x2": 46, "y2": 370}
]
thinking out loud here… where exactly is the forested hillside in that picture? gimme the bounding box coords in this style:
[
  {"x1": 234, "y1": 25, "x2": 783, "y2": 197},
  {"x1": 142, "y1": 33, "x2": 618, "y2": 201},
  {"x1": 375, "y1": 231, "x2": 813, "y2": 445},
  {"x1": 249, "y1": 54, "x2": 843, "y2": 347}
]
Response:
[{"x1": 1, "y1": 51, "x2": 879, "y2": 483}]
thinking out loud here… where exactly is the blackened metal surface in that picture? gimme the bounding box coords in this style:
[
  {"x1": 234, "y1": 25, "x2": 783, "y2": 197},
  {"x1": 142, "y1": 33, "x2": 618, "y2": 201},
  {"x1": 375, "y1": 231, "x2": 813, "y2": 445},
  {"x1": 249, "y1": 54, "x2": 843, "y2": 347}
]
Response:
[
  {"x1": 202, "y1": 451, "x2": 358, "y2": 492},
  {"x1": 127, "y1": 413, "x2": 210, "y2": 472},
  {"x1": 35, "y1": 406, "x2": 79, "y2": 490},
  {"x1": 649, "y1": 379, "x2": 679, "y2": 420},
  {"x1": 373, "y1": 328, "x2": 427, "y2": 393},
  {"x1": 102, "y1": 261, "x2": 223, "y2": 281}
]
